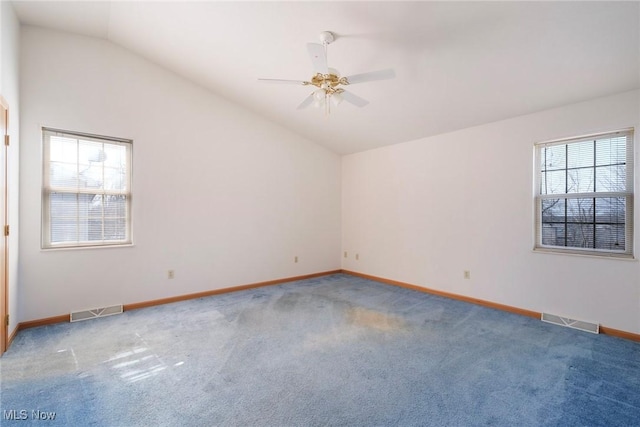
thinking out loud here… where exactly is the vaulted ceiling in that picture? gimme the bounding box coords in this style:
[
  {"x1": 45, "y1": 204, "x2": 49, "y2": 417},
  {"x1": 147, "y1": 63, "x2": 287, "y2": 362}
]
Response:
[{"x1": 12, "y1": 1, "x2": 640, "y2": 154}]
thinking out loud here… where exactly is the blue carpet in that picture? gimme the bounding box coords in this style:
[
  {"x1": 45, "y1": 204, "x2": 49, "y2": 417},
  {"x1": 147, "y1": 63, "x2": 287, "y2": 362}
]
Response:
[{"x1": 1, "y1": 273, "x2": 639, "y2": 426}]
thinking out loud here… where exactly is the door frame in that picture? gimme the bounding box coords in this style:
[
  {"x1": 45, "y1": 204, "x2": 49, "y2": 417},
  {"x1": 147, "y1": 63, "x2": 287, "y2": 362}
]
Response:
[{"x1": 1, "y1": 95, "x2": 9, "y2": 355}]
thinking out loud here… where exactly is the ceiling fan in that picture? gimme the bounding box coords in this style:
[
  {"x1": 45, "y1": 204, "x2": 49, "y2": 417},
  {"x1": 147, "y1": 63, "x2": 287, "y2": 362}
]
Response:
[{"x1": 258, "y1": 31, "x2": 395, "y2": 114}]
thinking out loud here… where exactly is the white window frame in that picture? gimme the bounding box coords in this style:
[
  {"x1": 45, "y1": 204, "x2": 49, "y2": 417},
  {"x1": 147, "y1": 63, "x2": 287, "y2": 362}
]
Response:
[
  {"x1": 534, "y1": 129, "x2": 634, "y2": 258},
  {"x1": 42, "y1": 128, "x2": 133, "y2": 249}
]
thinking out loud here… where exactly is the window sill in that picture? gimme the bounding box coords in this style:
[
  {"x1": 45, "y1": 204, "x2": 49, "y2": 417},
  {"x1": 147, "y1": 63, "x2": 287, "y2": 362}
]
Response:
[
  {"x1": 532, "y1": 247, "x2": 636, "y2": 261},
  {"x1": 41, "y1": 243, "x2": 135, "y2": 252}
]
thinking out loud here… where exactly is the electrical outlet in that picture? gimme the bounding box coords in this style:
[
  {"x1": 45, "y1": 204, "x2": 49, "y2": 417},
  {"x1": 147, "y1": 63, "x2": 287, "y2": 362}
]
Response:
[
  {"x1": 294, "y1": 256, "x2": 298, "y2": 263},
  {"x1": 464, "y1": 270, "x2": 470, "y2": 279},
  {"x1": 168, "y1": 270, "x2": 175, "y2": 279},
  {"x1": 344, "y1": 251, "x2": 348, "y2": 258},
  {"x1": 355, "y1": 253, "x2": 359, "y2": 261}
]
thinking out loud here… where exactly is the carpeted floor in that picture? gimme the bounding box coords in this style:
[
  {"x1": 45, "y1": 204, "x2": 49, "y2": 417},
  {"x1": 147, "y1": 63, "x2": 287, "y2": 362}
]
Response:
[{"x1": 1, "y1": 273, "x2": 639, "y2": 426}]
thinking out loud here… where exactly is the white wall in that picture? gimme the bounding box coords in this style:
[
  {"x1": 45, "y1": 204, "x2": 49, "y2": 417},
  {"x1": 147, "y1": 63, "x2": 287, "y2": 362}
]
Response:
[
  {"x1": 1, "y1": 0, "x2": 20, "y2": 337},
  {"x1": 17, "y1": 24, "x2": 640, "y2": 336},
  {"x1": 19, "y1": 27, "x2": 341, "y2": 322},
  {"x1": 343, "y1": 90, "x2": 640, "y2": 333}
]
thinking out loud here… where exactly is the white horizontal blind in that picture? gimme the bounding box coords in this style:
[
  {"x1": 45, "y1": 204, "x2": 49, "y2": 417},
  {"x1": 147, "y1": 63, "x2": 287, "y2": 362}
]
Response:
[
  {"x1": 535, "y1": 129, "x2": 634, "y2": 257},
  {"x1": 42, "y1": 128, "x2": 132, "y2": 248}
]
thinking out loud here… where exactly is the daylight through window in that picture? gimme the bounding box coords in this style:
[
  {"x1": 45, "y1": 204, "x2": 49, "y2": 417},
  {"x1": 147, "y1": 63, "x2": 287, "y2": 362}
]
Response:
[
  {"x1": 534, "y1": 129, "x2": 634, "y2": 257},
  {"x1": 42, "y1": 128, "x2": 132, "y2": 249}
]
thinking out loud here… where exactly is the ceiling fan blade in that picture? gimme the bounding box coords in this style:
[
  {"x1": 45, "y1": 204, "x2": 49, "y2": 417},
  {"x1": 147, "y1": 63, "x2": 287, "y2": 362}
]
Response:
[
  {"x1": 343, "y1": 69, "x2": 396, "y2": 85},
  {"x1": 340, "y1": 90, "x2": 369, "y2": 107},
  {"x1": 258, "y1": 78, "x2": 307, "y2": 85},
  {"x1": 297, "y1": 93, "x2": 315, "y2": 110},
  {"x1": 307, "y1": 43, "x2": 328, "y2": 74}
]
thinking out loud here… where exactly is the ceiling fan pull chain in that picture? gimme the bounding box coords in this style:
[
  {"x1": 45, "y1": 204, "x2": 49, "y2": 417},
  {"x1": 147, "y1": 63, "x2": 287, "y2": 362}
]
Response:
[{"x1": 326, "y1": 92, "x2": 331, "y2": 116}]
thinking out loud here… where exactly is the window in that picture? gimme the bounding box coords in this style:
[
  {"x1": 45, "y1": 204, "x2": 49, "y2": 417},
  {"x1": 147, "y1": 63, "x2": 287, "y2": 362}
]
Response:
[
  {"x1": 534, "y1": 129, "x2": 634, "y2": 257},
  {"x1": 42, "y1": 128, "x2": 132, "y2": 249}
]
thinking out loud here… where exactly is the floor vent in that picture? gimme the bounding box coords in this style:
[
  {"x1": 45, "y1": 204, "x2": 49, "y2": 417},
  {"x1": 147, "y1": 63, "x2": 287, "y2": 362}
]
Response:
[
  {"x1": 541, "y1": 312, "x2": 599, "y2": 334},
  {"x1": 71, "y1": 304, "x2": 123, "y2": 322}
]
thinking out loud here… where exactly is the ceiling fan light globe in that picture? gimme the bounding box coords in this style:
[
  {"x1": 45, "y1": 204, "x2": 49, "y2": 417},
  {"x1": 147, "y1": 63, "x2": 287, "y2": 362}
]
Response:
[
  {"x1": 313, "y1": 89, "x2": 326, "y2": 101},
  {"x1": 331, "y1": 92, "x2": 343, "y2": 106}
]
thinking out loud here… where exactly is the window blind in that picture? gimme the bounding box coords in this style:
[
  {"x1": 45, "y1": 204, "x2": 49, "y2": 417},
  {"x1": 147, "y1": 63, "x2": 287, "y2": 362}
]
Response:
[
  {"x1": 535, "y1": 129, "x2": 634, "y2": 257},
  {"x1": 42, "y1": 128, "x2": 132, "y2": 248}
]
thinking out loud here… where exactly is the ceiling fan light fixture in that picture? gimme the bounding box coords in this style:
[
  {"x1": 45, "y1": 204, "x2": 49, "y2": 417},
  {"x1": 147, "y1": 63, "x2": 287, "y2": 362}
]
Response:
[
  {"x1": 313, "y1": 89, "x2": 326, "y2": 108},
  {"x1": 313, "y1": 88, "x2": 326, "y2": 102},
  {"x1": 331, "y1": 92, "x2": 343, "y2": 106}
]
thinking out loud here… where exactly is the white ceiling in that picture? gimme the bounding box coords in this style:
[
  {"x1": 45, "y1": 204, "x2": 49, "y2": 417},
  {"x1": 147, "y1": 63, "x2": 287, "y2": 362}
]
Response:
[{"x1": 12, "y1": 1, "x2": 640, "y2": 154}]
